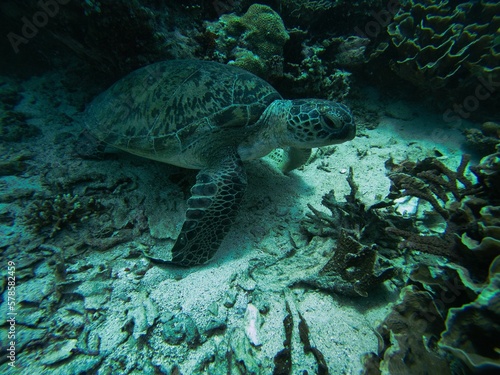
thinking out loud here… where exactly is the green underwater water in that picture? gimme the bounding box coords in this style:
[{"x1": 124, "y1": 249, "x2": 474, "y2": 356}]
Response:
[{"x1": 0, "y1": 1, "x2": 499, "y2": 374}]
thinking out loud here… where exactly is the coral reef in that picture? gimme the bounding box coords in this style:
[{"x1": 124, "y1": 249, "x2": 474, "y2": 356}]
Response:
[
  {"x1": 384, "y1": 154, "x2": 489, "y2": 263},
  {"x1": 439, "y1": 256, "x2": 500, "y2": 372},
  {"x1": 300, "y1": 168, "x2": 398, "y2": 296},
  {"x1": 385, "y1": 0, "x2": 500, "y2": 90},
  {"x1": 280, "y1": 0, "x2": 336, "y2": 26},
  {"x1": 282, "y1": 45, "x2": 352, "y2": 101},
  {"x1": 362, "y1": 147, "x2": 500, "y2": 373},
  {"x1": 472, "y1": 143, "x2": 500, "y2": 200},
  {"x1": 24, "y1": 193, "x2": 103, "y2": 238},
  {"x1": 298, "y1": 148, "x2": 499, "y2": 370},
  {"x1": 464, "y1": 122, "x2": 500, "y2": 157},
  {"x1": 300, "y1": 229, "x2": 397, "y2": 297},
  {"x1": 205, "y1": 4, "x2": 289, "y2": 77},
  {"x1": 279, "y1": 0, "x2": 386, "y2": 32},
  {"x1": 364, "y1": 255, "x2": 500, "y2": 373},
  {"x1": 2, "y1": 1, "x2": 499, "y2": 373},
  {"x1": 362, "y1": 285, "x2": 457, "y2": 374},
  {"x1": 364, "y1": 254, "x2": 500, "y2": 374}
]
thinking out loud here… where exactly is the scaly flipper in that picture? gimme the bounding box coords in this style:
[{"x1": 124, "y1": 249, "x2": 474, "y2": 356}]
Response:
[
  {"x1": 170, "y1": 150, "x2": 247, "y2": 266},
  {"x1": 264, "y1": 147, "x2": 312, "y2": 173}
]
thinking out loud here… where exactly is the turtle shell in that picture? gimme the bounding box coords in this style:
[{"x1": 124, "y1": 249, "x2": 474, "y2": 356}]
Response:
[{"x1": 84, "y1": 59, "x2": 281, "y2": 167}]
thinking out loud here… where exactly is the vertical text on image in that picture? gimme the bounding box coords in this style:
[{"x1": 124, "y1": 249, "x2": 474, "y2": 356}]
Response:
[{"x1": 6, "y1": 260, "x2": 17, "y2": 368}]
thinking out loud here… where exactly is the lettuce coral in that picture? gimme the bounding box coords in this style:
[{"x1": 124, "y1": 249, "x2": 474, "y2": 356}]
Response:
[
  {"x1": 439, "y1": 256, "x2": 500, "y2": 372},
  {"x1": 386, "y1": 0, "x2": 500, "y2": 90}
]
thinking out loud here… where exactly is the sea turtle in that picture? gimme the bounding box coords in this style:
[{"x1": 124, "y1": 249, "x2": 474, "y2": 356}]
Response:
[{"x1": 84, "y1": 59, "x2": 355, "y2": 266}]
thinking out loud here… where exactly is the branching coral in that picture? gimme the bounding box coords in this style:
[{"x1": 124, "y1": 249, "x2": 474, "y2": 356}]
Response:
[
  {"x1": 384, "y1": 154, "x2": 493, "y2": 263},
  {"x1": 25, "y1": 193, "x2": 103, "y2": 238},
  {"x1": 360, "y1": 147, "x2": 500, "y2": 373},
  {"x1": 300, "y1": 229, "x2": 397, "y2": 297},
  {"x1": 302, "y1": 167, "x2": 402, "y2": 247},
  {"x1": 387, "y1": 154, "x2": 482, "y2": 217},
  {"x1": 300, "y1": 168, "x2": 398, "y2": 296}
]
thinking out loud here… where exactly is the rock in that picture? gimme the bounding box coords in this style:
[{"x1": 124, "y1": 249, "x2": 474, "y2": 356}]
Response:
[
  {"x1": 162, "y1": 313, "x2": 200, "y2": 348},
  {"x1": 127, "y1": 292, "x2": 159, "y2": 340},
  {"x1": 74, "y1": 281, "x2": 111, "y2": 310},
  {"x1": 252, "y1": 290, "x2": 271, "y2": 314},
  {"x1": 229, "y1": 329, "x2": 261, "y2": 375},
  {"x1": 223, "y1": 289, "x2": 238, "y2": 308},
  {"x1": 244, "y1": 303, "x2": 262, "y2": 347},
  {"x1": 41, "y1": 339, "x2": 78, "y2": 365},
  {"x1": 15, "y1": 327, "x2": 47, "y2": 353},
  {"x1": 207, "y1": 301, "x2": 219, "y2": 316},
  {"x1": 17, "y1": 276, "x2": 54, "y2": 304},
  {"x1": 203, "y1": 317, "x2": 227, "y2": 337}
]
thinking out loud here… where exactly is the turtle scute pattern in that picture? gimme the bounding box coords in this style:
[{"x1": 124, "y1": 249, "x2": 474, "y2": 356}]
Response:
[{"x1": 85, "y1": 60, "x2": 281, "y2": 162}]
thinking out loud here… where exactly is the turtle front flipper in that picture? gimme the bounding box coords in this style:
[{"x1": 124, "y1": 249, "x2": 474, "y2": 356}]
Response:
[
  {"x1": 170, "y1": 150, "x2": 247, "y2": 266},
  {"x1": 264, "y1": 147, "x2": 312, "y2": 173}
]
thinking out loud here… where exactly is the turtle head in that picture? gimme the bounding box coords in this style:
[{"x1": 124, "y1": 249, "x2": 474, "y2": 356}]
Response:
[{"x1": 280, "y1": 99, "x2": 355, "y2": 148}]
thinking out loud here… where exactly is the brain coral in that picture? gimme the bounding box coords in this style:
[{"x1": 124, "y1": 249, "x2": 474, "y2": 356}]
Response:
[
  {"x1": 386, "y1": 0, "x2": 500, "y2": 90},
  {"x1": 239, "y1": 4, "x2": 289, "y2": 59},
  {"x1": 205, "y1": 4, "x2": 289, "y2": 76}
]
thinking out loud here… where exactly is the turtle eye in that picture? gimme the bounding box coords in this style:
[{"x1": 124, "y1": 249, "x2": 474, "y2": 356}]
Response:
[{"x1": 323, "y1": 115, "x2": 340, "y2": 130}]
